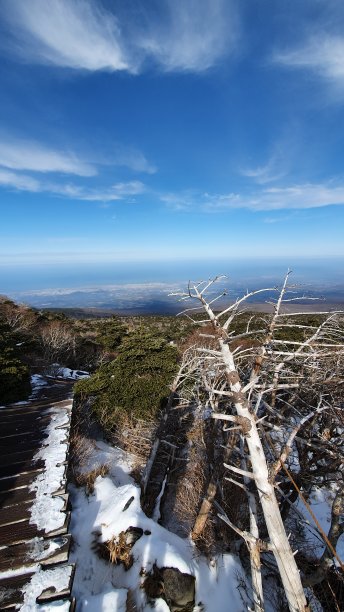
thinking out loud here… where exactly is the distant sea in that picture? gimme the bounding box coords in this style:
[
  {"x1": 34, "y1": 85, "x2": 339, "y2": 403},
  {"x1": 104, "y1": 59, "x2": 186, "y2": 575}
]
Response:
[{"x1": 1, "y1": 257, "x2": 343, "y2": 314}]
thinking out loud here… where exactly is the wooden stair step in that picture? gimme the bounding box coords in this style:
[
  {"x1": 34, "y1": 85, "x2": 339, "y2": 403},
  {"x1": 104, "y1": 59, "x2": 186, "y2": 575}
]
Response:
[
  {"x1": 0, "y1": 486, "x2": 36, "y2": 509},
  {"x1": 0, "y1": 534, "x2": 71, "y2": 573},
  {"x1": 0, "y1": 511, "x2": 70, "y2": 547},
  {"x1": 0, "y1": 459, "x2": 45, "y2": 480},
  {"x1": 0, "y1": 468, "x2": 44, "y2": 493},
  {"x1": 0, "y1": 563, "x2": 75, "y2": 609}
]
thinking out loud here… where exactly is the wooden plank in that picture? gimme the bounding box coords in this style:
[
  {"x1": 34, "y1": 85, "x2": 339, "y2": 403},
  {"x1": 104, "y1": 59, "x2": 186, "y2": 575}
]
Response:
[
  {"x1": 0, "y1": 486, "x2": 36, "y2": 509},
  {"x1": 0, "y1": 468, "x2": 44, "y2": 493},
  {"x1": 0, "y1": 448, "x2": 48, "y2": 468},
  {"x1": 0, "y1": 428, "x2": 48, "y2": 442},
  {"x1": 0, "y1": 500, "x2": 32, "y2": 527},
  {"x1": 0, "y1": 520, "x2": 42, "y2": 547},
  {"x1": 0, "y1": 511, "x2": 70, "y2": 547},
  {"x1": 0, "y1": 535, "x2": 71, "y2": 573},
  {"x1": 0, "y1": 400, "x2": 72, "y2": 419},
  {"x1": 0, "y1": 433, "x2": 46, "y2": 451},
  {"x1": 0, "y1": 416, "x2": 51, "y2": 437},
  {"x1": 0, "y1": 570, "x2": 35, "y2": 609},
  {"x1": 0, "y1": 404, "x2": 49, "y2": 417},
  {"x1": 0, "y1": 459, "x2": 45, "y2": 480},
  {"x1": 0, "y1": 565, "x2": 74, "y2": 609},
  {"x1": 0, "y1": 386, "x2": 74, "y2": 609}
]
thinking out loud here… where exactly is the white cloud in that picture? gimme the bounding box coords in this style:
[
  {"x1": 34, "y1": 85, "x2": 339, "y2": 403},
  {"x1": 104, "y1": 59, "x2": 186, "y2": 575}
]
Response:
[
  {"x1": 0, "y1": 168, "x2": 40, "y2": 191},
  {"x1": 241, "y1": 160, "x2": 286, "y2": 185},
  {"x1": 110, "y1": 147, "x2": 157, "y2": 174},
  {"x1": 136, "y1": 0, "x2": 238, "y2": 73},
  {"x1": 54, "y1": 180, "x2": 146, "y2": 201},
  {"x1": 0, "y1": 166, "x2": 146, "y2": 202},
  {"x1": 0, "y1": 139, "x2": 96, "y2": 176},
  {"x1": 273, "y1": 34, "x2": 344, "y2": 86},
  {"x1": 1, "y1": 0, "x2": 237, "y2": 74},
  {"x1": 2, "y1": 0, "x2": 133, "y2": 73},
  {"x1": 162, "y1": 183, "x2": 344, "y2": 211},
  {"x1": 0, "y1": 136, "x2": 156, "y2": 181}
]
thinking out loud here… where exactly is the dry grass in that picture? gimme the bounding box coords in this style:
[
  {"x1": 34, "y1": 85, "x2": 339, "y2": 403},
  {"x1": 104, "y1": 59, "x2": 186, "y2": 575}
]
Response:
[
  {"x1": 95, "y1": 528, "x2": 144, "y2": 570},
  {"x1": 69, "y1": 431, "x2": 96, "y2": 485},
  {"x1": 171, "y1": 417, "x2": 208, "y2": 538},
  {"x1": 74, "y1": 462, "x2": 110, "y2": 494},
  {"x1": 115, "y1": 415, "x2": 157, "y2": 472},
  {"x1": 105, "y1": 531, "x2": 133, "y2": 569}
]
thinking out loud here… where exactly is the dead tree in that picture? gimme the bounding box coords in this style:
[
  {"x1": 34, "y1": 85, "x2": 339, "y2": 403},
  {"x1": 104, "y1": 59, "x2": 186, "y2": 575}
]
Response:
[
  {"x1": 40, "y1": 320, "x2": 76, "y2": 365},
  {"x1": 171, "y1": 274, "x2": 344, "y2": 611}
]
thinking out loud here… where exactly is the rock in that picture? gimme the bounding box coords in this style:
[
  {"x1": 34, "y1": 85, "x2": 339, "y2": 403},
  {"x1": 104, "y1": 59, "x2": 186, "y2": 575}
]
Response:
[
  {"x1": 143, "y1": 565, "x2": 195, "y2": 611},
  {"x1": 162, "y1": 567, "x2": 195, "y2": 611}
]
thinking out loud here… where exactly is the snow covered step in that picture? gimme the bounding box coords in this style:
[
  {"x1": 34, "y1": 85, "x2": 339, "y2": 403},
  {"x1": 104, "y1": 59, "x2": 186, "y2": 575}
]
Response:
[
  {"x1": 0, "y1": 535, "x2": 72, "y2": 573},
  {"x1": 0, "y1": 494, "x2": 69, "y2": 528},
  {"x1": 0, "y1": 563, "x2": 75, "y2": 610},
  {"x1": 0, "y1": 509, "x2": 71, "y2": 547},
  {"x1": 0, "y1": 388, "x2": 75, "y2": 608}
]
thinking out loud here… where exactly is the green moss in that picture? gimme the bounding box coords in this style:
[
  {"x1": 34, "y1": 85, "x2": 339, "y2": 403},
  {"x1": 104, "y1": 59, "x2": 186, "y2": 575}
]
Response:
[{"x1": 75, "y1": 328, "x2": 178, "y2": 430}]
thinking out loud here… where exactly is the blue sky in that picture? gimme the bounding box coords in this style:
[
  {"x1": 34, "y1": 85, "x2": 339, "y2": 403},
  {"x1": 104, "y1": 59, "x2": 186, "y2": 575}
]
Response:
[{"x1": 1, "y1": 0, "x2": 344, "y2": 270}]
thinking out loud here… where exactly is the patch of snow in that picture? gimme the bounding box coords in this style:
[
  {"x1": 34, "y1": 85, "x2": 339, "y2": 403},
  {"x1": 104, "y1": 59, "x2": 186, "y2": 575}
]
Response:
[
  {"x1": 195, "y1": 555, "x2": 248, "y2": 611},
  {"x1": 31, "y1": 374, "x2": 48, "y2": 389},
  {"x1": 56, "y1": 367, "x2": 90, "y2": 380},
  {"x1": 36, "y1": 602, "x2": 71, "y2": 611},
  {"x1": 28, "y1": 537, "x2": 64, "y2": 562},
  {"x1": 0, "y1": 565, "x2": 39, "y2": 580},
  {"x1": 69, "y1": 438, "x2": 249, "y2": 611},
  {"x1": 152, "y1": 474, "x2": 167, "y2": 522},
  {"x1": 29, "y1": 405, "x2": 71, "y2": 533},
  {"x1": 20, "y1": 565, "x2": 73, "y2": 612},
  {"x1": 79, "y1": 439, "x2": 133, "y2": 485},
  {"x1": 79, "y1": 586, "x2": 127, "y2": 611}
]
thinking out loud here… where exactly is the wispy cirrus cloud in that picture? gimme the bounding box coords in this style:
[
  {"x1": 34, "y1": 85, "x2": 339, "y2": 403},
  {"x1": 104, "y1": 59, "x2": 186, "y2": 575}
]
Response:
[
  {"x1": 0, "y1": 138, "x2": 96, "y2": 176},
  {"x1": 241, "y1": 159, "x2": 286, "y2": 185},
  {"x1": 109, "y1": 146, "x2": 157, "y2": 174},
  {"x1": 162, "y1": 182, "x2": 344, "y2": 212},
  {"x1": 0, "y1": 168, "x2": 41, "y2": 192},
  {"x1": 1, "y1": 0, "x2": 133, "y2": 73},
  {"x1": 272, "y1": 34, "x2": 344, "y2": 87},
  {"x1": 54, "y1": 180, "x2": 146, "y2": 201},
  {"x1": 1, "y1": 0, "x2": 238, "y2": 74},
  {"x1": 0, "y1": 165, "x2": 146, "y2": 202},
  {"x1": 136, "y1": 0, "x2": 238, "y2": 73},
  {"x1": 0, "y1": 136, "x2": 155, "y2": 200}
]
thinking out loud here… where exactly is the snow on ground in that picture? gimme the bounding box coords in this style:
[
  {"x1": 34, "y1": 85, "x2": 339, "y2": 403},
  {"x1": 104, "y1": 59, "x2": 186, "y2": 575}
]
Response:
[
  {"x1": 78, "y1": 587, "x2": 128, "y2": 612},
  {"x1": 69, "y1": 439, "x2": 249, "y2": 611},
  {"x1": 31, "y1": 374, "x2": 48, "y2": 391},
  {"x1": 20, "y1": 565, "x2": 73, "y2": 612},
  {"x1": 29, "y1": 404, "x2": 71, "y2": 533},
  {"x1": 55, "y1": 367, "x2": 89, "y2": 380}
]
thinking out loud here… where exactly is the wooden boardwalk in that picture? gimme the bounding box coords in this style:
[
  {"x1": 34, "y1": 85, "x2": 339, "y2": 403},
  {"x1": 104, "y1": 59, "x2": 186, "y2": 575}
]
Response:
[{"x1": 0, "y1": 379, "x2": 76, "y2": 611}]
